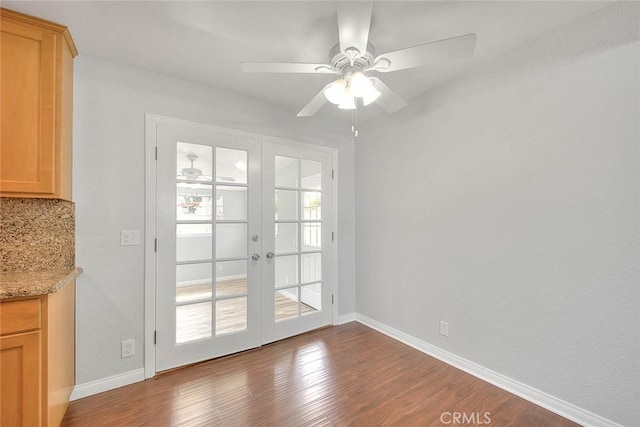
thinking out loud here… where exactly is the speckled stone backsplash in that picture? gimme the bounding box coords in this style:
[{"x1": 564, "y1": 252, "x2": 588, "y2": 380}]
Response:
[{"x1": 0, "y1": 198, "x2": 75, "y2": 271}]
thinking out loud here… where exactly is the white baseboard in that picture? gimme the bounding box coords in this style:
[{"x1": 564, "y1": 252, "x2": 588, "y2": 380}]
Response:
[
  {"x1": 355, "y1": 313, "x2": 620, "y2": 427},
  {"x1": 337, "y1": 312, "x2": 356, "y2": 325},
  {"x1": 70, "y1": 368, "x2": 145, "y2": 401}
]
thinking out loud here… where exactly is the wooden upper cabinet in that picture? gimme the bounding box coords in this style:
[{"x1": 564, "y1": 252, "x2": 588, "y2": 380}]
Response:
[{"x1": 0, "y1": 8, "x2": 77, "y2": 200}]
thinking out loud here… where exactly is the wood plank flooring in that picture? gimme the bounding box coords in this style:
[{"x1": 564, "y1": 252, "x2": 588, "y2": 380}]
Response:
[{"x1": 62, "y1": 323, "x2": 577, "y2": 426}]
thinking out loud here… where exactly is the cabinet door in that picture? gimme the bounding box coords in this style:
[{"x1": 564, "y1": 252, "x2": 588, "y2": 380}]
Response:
[
  {"x1": 0, "y1": 18, "x2": 56, "y2": 195},
  {"x1": 1, "y1": 331, "x2": 42, "y2": 426}
]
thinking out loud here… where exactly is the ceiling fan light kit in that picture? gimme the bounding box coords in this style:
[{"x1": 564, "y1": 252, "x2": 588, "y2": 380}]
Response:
[
  {"x1": 325, "y1": 69, "x2": 381, "y2": 110},
  {"x1": 240, "y1": 1, "x2": 477, "y2": 135}
]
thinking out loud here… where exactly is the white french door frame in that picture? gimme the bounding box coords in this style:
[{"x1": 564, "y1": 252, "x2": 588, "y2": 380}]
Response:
[{"x1": 144, "y1": 114, "x2": 339, "y2": 379}]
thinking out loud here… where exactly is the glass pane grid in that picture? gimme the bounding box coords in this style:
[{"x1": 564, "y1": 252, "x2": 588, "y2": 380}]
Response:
[
  {"x1": 176, "y1": 302, "x2": 212, "y2": 344},
  {"x1": 216, "y1": 296, "x2": 247, "y2": 335},
  {"x1": 272, "y1": 155, "x2": 325, "y2": 323},
  {"x1": 214, "y1": 257, "x2": 249, "y2": 263},
  {"x1": 214, "y1": 182, "x2": 248, "y2": 188},
  {"x1": 177, "y1": 178, "x2": 213, "y2": 184},
  {"x1": 174, "y1": 143, "x2": 257, "y2": 343},
  {"x1": 177, "y1": 142, "x2": 213, "y2": 182},
  {"x1": 216, "y1": 147, "x2": 248, "y2": 185},
  {"x1": 215, "y1": 293, "x2": 247, "y2": 300},
  {"x1": 175, "y1": 298, "x2": 214, "y2": 307},
  {"x1": 177, "y1": 223, "x2": 212, "y2": 262},
  {"x1": 275, "y1": 287, "x2": 299, "y2": 322},
  {"x1": 302, "y1": 159, "x2": 322, "y2": 190},
  {"x1": 175, "y1": 220, "x2": 215, "y2": 226}
]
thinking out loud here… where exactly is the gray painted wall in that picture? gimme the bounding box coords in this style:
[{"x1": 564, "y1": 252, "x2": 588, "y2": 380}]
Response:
[
  {"x1": 355, "y1": 4, "x2": 639, "y2": 425},
  {"x1": 73, "y1": 56, "x2": 356, "y2": 384}
]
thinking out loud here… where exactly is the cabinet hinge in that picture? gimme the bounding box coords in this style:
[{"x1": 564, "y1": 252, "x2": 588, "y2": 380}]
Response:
[
  {"x1": 331, "y1": 294, "x2": 334, "y2": 304},
  {"x1": 155, "y1": 147, "x2": 158, "y2": 160},
  {"x1": 154, "y1": 330, "x2": 157, "y2": 345},
  {"x1": 154, "y1": 238, "x2": 158, "y2": 252},
  {"x1": 332, "y1": 169, "x2": 334, "y2": 179},
  {"x1": 331, "y1": 232, "x2": 334, "y2": 242}
]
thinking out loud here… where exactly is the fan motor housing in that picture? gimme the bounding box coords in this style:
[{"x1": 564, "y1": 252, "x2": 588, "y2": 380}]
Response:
[{"x1": 329, "y1": 42, "x2": 375, "y2": 73}]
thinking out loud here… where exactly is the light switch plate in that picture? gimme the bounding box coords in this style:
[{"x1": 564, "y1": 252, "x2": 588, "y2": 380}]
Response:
[{"x1": 120, "y1": 230, "x2": 140, "y2": 246}]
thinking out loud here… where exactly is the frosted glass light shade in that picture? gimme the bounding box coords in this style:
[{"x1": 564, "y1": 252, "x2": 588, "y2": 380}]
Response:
[
  {"x1": 324, "y1": 79, "x2": 346, "y2": 105},
  {"x1": 349, "y1": 71, "x2": 372, "y2": 98},
  {"x1": 338, "y1": 96, "x2": 356, "y2": 110}
]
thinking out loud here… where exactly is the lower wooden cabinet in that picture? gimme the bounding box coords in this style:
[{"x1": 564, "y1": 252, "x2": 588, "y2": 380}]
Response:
[
  {"x1": 1, "y1": 331, "x2": 42, "y2": 426},
  {"x1": 0, "y1": 280, "x2": 75, "y2": 426}
]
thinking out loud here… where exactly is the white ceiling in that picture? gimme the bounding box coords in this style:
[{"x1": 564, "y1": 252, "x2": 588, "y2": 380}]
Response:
[{"x1": 5, "y1": 1, "x2": 610, "y2": 120}]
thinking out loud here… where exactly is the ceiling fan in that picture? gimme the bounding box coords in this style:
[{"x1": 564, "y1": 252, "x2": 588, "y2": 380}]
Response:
[
  {"x1": 241, "y1": 2, "x2": 477, "y2": 118},
  {"x1": 179, "y1": 154, "x2": 235, "y2": 182}
]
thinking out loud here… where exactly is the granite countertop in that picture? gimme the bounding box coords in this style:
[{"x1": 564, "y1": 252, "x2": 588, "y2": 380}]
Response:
[{"x1": 0, "y1": 267, "x2": 83, "y2": 300}]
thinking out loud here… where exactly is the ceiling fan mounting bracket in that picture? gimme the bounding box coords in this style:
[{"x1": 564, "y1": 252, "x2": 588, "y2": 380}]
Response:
[{"x1": 328, "y1": 42, "x2": 375, "y2": 75}]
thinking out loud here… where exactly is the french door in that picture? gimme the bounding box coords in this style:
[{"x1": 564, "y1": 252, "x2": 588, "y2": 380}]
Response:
[
  {"x1": 261, "y1": 143, "x2": 333, "y2": 344},
  {"x1": 154, "y1": 123, "x2": 334, "y2": 372}
]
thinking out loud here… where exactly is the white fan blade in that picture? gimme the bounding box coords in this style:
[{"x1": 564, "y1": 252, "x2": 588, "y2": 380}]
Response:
[
  {"x1": 241, "y1": 62, "x2": 337, "y2": 74},
  {"x1": 374, "y1": 33, "x2": 477, "y2": 73},
  {"x1": 370, "y1": 77, "x2": 407, "y2": 114},
  {"x1": 297, "y1": 87, "x2": 328, "y2": 117},
  {"x1": 337, "y1": 1, "x2": 372, "y2": 58}
]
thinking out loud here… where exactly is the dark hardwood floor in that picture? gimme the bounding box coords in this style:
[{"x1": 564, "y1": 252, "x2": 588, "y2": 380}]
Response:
[{"x1": 62, "y1": 322, "x2": 577, "y2": 426}]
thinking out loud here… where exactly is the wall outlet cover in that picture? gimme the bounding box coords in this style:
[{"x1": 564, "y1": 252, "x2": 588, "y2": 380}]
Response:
[
  {"x1": 439, "y1": 321, "x2": 449, "y2": 337},
  {"x1": 121, "y1": 339, "x2": 135, "y2": 358}
]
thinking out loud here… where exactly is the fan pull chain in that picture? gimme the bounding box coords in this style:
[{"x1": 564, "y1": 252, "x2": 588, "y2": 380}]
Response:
[{"x1": 352, "y1": 102, "x2": 359, "y2": 138}]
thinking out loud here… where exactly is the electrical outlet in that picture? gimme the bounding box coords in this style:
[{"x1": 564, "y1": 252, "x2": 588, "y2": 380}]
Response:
[
  {"x1": 439, "y1": 321, "x2": 449, "y2": 337},
  {"x1": 120, "y1": 230, "x2": 140, "y2": 246},
  {"x1": 121, "y1": 339, "x2": 135, "y2": 358}
]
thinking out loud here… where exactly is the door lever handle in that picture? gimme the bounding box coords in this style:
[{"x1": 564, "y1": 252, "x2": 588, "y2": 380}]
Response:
[
  {"x1": 266, "y1": 252, "x2": 275, "y2": 259},
  {"x1": 251, "y1": 253, "x2": 261, "y2": 261}
]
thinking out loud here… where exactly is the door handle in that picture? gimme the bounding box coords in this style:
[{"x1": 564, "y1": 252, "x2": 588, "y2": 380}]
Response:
[
  {"x1": 251, "y1": 253, "x2": 261, "y2": 261},
  {"x1": 266, "y1": 252, "x2": 275, "y2": 259}
]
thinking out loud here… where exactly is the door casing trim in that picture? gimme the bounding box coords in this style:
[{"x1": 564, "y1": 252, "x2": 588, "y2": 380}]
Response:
[{"x1": 144, "y1": 114, "x2": 340, "y2": 379}]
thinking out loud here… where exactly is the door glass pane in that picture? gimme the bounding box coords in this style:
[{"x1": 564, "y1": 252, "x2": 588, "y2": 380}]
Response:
[
  {"x1": 216, "y1": 186, "x2": 247, "y2": 221},
  {"x1": 301, "y1": 253, "x2": 321, "y2": 283},
  {"x1": 275, "y1": 255, "x2": 298, "y2": 287},
  {"x1": 275, "y1": 190, "x2": 298, "y2": 221},
  {"x1": 176, "y1": 302, "x2": 212, "y2": 344},
  {"x1": 176, "y1": 263, "x2": 212, "y2": 303},
  {"x1": 275, "y1": 156, "x2": 298, "y2": 188},
  {"x1": 177, "y1": 142, "x2": 212, "y2": 181},
  {"x1": 302, "y1": 191, "x2": 321, "y2": 220},
  {"x1": 215, "y1": 223, "x2": 247, "y2": 259},
  {"x1": 216, "y1": 147, "x2": 247, "y2": 184},
  {"x1": 302, "y1": 223, "x2": 321, "y2": 251},
  {"x1": 216, "y1": 297, "x2": 247, "y2": 335},
  {"x1": 176, "y1": 183, "x2": 213, "y2": 221},
  {"x1": 176, "y1": 224, "x2": 212, "y2": 262},
  {"x1": 301, "y1": 160, "x2": 321, "y2": 190},
  {"x1": 216, "y1": 260, "x2": 247, "y2": 297},
  {"x1": 275, "y1": 223, "x2": 298, "y2": 254},
  {"x1": 275, "y1": 288, "x2": 298, "y2": 321},
  {"x1": 301, "y1": 283, "x2": 322, "y2": 314}
]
